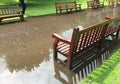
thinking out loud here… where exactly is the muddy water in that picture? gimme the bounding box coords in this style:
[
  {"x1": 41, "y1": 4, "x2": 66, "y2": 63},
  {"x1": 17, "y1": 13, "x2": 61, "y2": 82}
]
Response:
[{"x1": 0, "y1": 6, "x2": 120, "y2": 84}]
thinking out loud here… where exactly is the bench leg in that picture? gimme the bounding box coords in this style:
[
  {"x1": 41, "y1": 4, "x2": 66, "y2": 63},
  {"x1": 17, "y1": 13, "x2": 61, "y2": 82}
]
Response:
[
  {"x1": 66, "y1": 55, "x2": 72, "y2": 69},
  {"x1": 79, "y1": 7, "x2": 81, "y2": 11},
  {"x1": 66, "y1": 9, "x2": 68, "y2": 14},
  {"x1": 98, "y1": 39, "x2": 104, "y2": 49},
  {"x1": 76, "y1": 8, "x2": 77, "y2": 12},
  {"x1": 0, "y1": 19, "x2": 2, "y2": 24},
  {"x1": 70, "y1": 9, "x2": 72, "y2": 12},
  {"x1": 116, "y1": 30, "x2": 120, "y2": 40},
  {"x1": 20, "y1": 15, "x2": 24, "y2": 21},
  {"x1": 113, "y1": 30, "x2": 120, "y2": 42},
  {"x1": 53, "y1": 40, "x2": 58, "y2": 60},
  {"x1": 56, "y1": 10, "x2": 58, "y2": 15},
  {"x1": 53, "y1": 49, "x2": 58, "y2": 60},
  {"x1": 60, "y1": 10, "x2": 62, "y2": 14}
]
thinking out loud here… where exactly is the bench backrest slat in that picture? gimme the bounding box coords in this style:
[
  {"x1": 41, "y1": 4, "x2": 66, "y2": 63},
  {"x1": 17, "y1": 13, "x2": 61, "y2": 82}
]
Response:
[
  {"x1": 0, "y1": 5, "x2": 19, "y2": 15},
  {"x1": 71, "y1": 25, "x2": 105, "y2": 54},
  {"x1": 66, "y1": 1, "x2": 76, "y2": 8},
  {"x1": 55, "y1": 2, "x2": 67, "y2": 10}
]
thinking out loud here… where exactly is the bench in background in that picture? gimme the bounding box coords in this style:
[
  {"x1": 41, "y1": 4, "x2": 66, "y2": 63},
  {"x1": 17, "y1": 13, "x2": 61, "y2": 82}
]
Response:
[
  {"x1": 0, "y1": 4, "x2": 24, "y2": 23},
  {"x1": 55, "y1": 1, "x2": 81, "y2": 14},
  {"x1": 87, "y1": 1, "x2": 104, "y2": 9}
]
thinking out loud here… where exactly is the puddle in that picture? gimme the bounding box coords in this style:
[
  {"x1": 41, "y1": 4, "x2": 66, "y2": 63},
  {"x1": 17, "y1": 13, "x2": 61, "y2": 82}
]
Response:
[{"x1": 0, "y1": 6, "x2": 120, "y2": 84}]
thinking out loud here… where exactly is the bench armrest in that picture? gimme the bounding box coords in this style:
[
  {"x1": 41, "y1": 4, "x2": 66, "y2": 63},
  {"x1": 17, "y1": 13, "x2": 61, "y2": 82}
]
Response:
[
  {"x1": 105, "y1": 16, "x2": 112, "y2": 20},
  {"x1": 52, "y1": 33, "x2": 71, "y2": 44},
  {"x1": 17, "y1": 10, "x2": 23, "y2": 14}
]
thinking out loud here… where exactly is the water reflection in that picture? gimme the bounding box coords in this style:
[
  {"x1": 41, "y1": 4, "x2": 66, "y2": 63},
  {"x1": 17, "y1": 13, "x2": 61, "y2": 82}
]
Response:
[
  {"x1": 0, "y1": 28, "x2": 82, "y2": 84},
  {"x1": 0, "y1": 49, "x2": 60, "y2": 84},
  {"x1": 61, "y1": 26, "x2": 83, "y2": 39},
  {"x1": 85, "y1": 6, "x2": 120, "y2": 27},
  {"x1": 0, "y1": 49, "x2": 80, "y2": 84}
]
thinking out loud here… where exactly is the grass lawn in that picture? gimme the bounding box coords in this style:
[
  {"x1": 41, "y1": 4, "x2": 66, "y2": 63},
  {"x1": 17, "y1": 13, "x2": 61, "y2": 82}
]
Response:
[
  {"x1": 0, "y1": 0, "x2": 108, "y2": 17},
  {"x1": 80, "y1": 47, "x2": 120, "y2": 84},
  {"x1": 25, "y1": 0, "x2": 88, "y2": 17},
  {"x1": 25, "y1": 0, "x2": 108, "y2": 17}
]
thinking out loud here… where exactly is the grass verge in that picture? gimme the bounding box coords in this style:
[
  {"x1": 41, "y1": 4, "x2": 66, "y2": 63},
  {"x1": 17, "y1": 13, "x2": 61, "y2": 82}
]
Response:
[{"x1": 80, "y1": 46, "x2": 120, "y2": 84}]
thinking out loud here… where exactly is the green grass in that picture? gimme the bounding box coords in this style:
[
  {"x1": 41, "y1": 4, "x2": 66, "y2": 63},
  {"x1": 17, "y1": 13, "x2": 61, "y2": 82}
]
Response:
[
  {"x1": 25, "y1": 0, "x2": 108, "y2": 17},
  {"x1": 25, "y1": 0, "x2": 88, "y2": 17},
  {"x1": 80, "y1": 48, "x2": 120, "y2": 84},
  {"x1": 0, "y1": 0, "x2": 108, "y2": 17}
]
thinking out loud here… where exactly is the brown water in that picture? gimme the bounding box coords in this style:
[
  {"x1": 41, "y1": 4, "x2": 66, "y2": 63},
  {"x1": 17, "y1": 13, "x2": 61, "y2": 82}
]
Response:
[{"x1": 0, "y1": 6, "x2": 120, "y2": 84}]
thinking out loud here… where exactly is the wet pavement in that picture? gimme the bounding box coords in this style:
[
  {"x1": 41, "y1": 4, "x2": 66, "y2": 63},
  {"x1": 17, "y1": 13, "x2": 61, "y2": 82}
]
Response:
[{"x1": 0, "y1": 6, "x2": 120, "y2": 84}]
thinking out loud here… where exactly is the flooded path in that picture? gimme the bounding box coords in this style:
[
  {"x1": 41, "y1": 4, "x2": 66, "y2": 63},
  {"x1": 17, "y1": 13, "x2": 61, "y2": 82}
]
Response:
[{"x1": 0, "y1": 6, "x2": 120, "y2": 84}]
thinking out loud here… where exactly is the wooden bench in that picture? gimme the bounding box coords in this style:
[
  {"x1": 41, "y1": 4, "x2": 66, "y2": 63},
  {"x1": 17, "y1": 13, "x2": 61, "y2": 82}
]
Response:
[
  {"x1": 52, "y1": 16, "x2": 120, "y2": 69},
  {"x1": 108, "y1": 0, "x2": 119, "y2": 6},
  {"x1": 87, "y1": 1, "x2": 104, "y2": 9},
  {"x1": 55, "y1": 1, "x2": 81, "y2": 14},
  {"x1": 0, "y1": 4, "x2": 24, "y2": 23}
]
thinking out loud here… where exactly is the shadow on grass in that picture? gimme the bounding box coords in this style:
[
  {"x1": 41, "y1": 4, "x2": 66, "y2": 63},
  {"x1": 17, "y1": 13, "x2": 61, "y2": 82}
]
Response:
[{"x1": 81, "y1": 42, "x2": 120, "y2": 84}]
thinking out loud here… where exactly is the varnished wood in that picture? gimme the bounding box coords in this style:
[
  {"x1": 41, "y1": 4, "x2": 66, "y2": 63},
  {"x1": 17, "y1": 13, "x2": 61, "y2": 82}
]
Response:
[
  {"x1": 0, "y1": 4, "x2": 24, "y2": 23},
  {"x1": 55, "y1": 1, "x2": 81, "y2": 14},
  {"x1": 87, "y1": 1, "x2": 104, "y2": 9},
  {"x1": 52, "y1": 16, "x2": 120, "y2": 69}
]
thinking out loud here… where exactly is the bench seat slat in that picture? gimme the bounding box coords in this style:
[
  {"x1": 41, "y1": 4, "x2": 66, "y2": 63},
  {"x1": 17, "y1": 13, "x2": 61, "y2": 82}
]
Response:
[
  {"x1": 58, "y1": 49, "x2": 69, "y2": 55},
  {"x1": 57, "y1": 44, "x2": 69, "y2": 51},
  {"x1": 0, "y1": 14, "x2": 22, "y2": 18}
]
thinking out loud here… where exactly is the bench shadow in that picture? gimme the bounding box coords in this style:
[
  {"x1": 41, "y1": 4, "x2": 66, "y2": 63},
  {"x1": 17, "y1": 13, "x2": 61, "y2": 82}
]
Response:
[
  {"x1": 81, "y1": 40, "x2": 120, "y2": 83},
  {"x1": 53, "y1": 39, "x2": 120, "y2": 84}
]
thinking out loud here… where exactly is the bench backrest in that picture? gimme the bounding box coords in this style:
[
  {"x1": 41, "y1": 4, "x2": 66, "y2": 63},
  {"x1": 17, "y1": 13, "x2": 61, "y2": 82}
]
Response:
[
  {"x1": 70, "y1": 24, "x2": 105, "y2": 54},
  {"x1": 55, "y1": 2, "x2": 67, "y2": 10},
  {"x1": 105, "y1": 20, "x2": 120, "y2": 37},
  {"x1": 0, "y1": 5, "x2": 20, "y2": 15},
  {"x1": 70, "y1": 17, "x2": 120, "y2": 55},
  {"x1": 66, "y1": 1, "x2": 76, "y2": 9},
  {"x1": 87, "y1": 1, "x2": 94, "y2": 8},
  {"x1": 55, "y1": 1, "x2": 77, "y2": 10}
]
